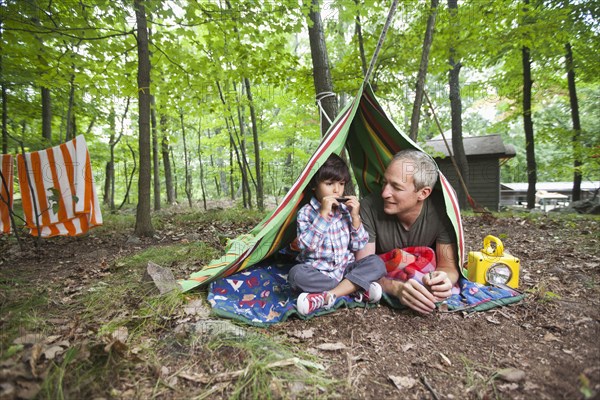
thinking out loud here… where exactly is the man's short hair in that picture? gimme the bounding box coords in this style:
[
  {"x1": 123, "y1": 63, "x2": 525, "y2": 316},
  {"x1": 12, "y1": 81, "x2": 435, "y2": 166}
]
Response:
[{"x1": 391, "y1": 149, "x2": 439, "y2": 190}]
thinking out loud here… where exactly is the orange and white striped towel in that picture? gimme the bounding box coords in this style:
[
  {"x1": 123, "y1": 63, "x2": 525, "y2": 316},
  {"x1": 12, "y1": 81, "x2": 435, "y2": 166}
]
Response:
[
  {"x1": 17, "y1": 135, "x2": 102, "y2": 237},
  {"x1": 0, "y1": 154, "x2": 14, "y2": 235}
]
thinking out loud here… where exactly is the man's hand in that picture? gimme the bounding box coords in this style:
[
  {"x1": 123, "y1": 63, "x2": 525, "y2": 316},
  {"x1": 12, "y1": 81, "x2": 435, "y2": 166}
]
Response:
[
  {"x1": 397, "y1": 279, "x2": 437, "y2": 314},
  {"x1": 423, "y1": 270, "x2": 453, "y2": 302},
  {"x1": 379, "y1": 277, "x2": 437, "y2": 314}
]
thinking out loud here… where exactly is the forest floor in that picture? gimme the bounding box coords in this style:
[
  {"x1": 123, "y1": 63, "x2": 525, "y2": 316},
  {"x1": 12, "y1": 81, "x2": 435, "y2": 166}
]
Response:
[{"x1": 0, "y1": 205, "x2": 599, "y2": 400}]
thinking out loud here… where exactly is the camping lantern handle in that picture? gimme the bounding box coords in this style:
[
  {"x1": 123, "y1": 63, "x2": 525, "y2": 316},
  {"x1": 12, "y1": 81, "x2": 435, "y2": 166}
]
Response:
[{"x1": 482, "y1": 235, "x2": 504, "y2": 257}]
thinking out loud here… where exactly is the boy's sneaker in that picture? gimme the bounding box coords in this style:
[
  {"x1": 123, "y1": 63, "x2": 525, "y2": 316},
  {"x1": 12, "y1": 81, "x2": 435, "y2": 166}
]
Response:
[
  {"x1": 297, "y1": 292, "x2": 336, "y2": 316},
  {"x1": 352, "y1": 282, "x2": 382, "y2": 304}
]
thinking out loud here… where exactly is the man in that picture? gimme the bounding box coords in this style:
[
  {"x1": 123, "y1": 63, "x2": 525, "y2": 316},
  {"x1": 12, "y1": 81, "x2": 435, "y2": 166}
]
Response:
[{"x1": 355, "y1": 149, "x2": 460, "y2": 314}]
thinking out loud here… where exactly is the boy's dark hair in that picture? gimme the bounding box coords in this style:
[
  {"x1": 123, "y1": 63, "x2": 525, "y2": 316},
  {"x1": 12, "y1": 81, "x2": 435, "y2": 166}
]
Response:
[{"x1": 310, "y1": 153, "x2": 351, "y2": 189}]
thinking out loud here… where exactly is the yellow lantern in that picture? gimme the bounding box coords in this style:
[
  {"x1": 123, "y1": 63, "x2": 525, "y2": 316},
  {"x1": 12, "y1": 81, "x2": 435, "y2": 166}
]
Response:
[{"x1": 467, "y1": 235, "x2": 520, "y2": 288}]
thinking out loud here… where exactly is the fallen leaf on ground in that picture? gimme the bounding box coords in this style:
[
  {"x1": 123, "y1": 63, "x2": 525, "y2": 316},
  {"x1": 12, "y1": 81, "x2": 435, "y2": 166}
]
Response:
[
  {"x1": 498, "y1": 382, "x2": 520, "y2": 392},
  {"x1": 184, "y1": 299, "x2": 210, "y2": 318},
  {"x1": 13, "y1": 334, "x2": 44, "y2": 345},
  {"x1": 112, "y1": 327, "x2": 129, "y2": 343},
  {"x1": 439, "y1": 352, "x2": 452, "y2": 366},
  {"x1": 290, "y1": 328, "x2": 314, "y2": 339},
  {"x1": 316, "y1": 342, "x2": 347, "y2": 351},
  {"x1": 401, "y1": 343, "x2": 415, "y2": 352},
  {"x1": 496, "y1": 368, "x2": 526, "y2": 382},
  {"x1": 43, "y1": 345, "x2": 66, "y2": 360},
  {"x1": 388, "y1": 375, "x2": 417, "y2": 389},
  {"x1": 543, "y1": 332, "x2": 561, "y2": 342}
]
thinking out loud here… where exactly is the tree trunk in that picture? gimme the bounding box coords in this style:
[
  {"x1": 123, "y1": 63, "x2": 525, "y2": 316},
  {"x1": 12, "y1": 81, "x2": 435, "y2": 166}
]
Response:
[
  {"x1": 447, "y1": 0, "x2": 469, "y2": 208},
  {"x1": 160, "y1": 114, "x2": 174, "y2": 204},
  {"x1": 0, "y1": 26, "x2": 7, "y2": 154},
  {"x1": 234, "y1": 96, "x2": 250, "y2": 209},
  {"x1": 354, "y1": 0, "x2": 368, "y2": 78},
  {"x1": 120, "y1": 143, "x2": 136, "y2": 210},
  {"x1": 133, "y1": 0, "x2": 154, "y2": 236},
  {"x1": 2, "y1": 84, "x2": 7, "y2": 154},
  {"x1": 151, "y1": 95, "x2": 161, "y2": 210},
  {"x1": 409, "y1": 0, "x2": 439, "y2": 142},
  {"x1": 103, "y1": 107, "x2": 116, "y2": 207},
  {"x1": 180, "y1": 111, "x2": 193, "y2": 208},
  {"x1": 171, "y1": 146, "x2": 178, "y2": 200},
  {"x1": 161, "y1": 133, "x2": 175, "y2": 205},
  {"x1": 565, "y1": 42, "x2": 582, "y2": 202},
  {"x1": 41, "y1": 87, "x2": 52, "y2": 143},
  {"x1": 197, "y1": 124, "x2": 207, "y2": 211},
  {"x1": 306, "y1": 0, "x2": 338, "y2": 135},
  {"x1": 244, "y1": 77, "x2": 263, "y2": 211},
  {"x1": 65, "y1": 71, "x2": 75, "y2": 142},
  {"x1": 522, "y1": 44, "x2": 537, "y2": 209}
]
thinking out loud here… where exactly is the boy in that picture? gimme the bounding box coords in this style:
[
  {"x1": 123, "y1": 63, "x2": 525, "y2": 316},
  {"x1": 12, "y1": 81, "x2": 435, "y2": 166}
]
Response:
[{"x1": 289, "y1": 153, "x2": 386, "y2": 316}]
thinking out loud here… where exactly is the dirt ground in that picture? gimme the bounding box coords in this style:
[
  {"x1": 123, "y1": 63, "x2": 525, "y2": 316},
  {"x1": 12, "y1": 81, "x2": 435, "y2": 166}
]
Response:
[{"x1": 1, "y1": 211, "x2": 599, "y2": 399}]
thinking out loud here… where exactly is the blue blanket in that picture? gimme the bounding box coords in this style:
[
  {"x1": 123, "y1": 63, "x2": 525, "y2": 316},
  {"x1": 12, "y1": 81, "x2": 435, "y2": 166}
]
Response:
[{"x1": 208, "y1": 260, "x2": 525, "y2": 326}]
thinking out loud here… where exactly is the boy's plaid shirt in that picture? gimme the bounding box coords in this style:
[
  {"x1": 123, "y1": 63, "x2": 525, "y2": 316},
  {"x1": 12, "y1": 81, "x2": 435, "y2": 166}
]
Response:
[{"x1": 295, "y1": 196, "x2": 369, "y2": 282}]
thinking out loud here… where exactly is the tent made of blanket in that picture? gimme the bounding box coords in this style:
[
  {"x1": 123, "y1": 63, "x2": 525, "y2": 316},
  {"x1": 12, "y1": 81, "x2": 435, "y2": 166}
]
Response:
[{"x1": 178, "y1": 84, "x2": 465, "y2": 292}]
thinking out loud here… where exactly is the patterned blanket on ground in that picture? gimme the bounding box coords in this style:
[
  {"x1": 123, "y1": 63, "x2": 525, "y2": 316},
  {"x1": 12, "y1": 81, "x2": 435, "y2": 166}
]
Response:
[{"x1": 208, "y1": 257, "x2": 525, "y2": 326}]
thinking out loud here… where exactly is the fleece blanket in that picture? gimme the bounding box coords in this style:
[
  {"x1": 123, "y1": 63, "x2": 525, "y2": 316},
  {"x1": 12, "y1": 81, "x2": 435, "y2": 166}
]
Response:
[{"x1": 208, "y1": 256, "x2": 525, "y2": 326}]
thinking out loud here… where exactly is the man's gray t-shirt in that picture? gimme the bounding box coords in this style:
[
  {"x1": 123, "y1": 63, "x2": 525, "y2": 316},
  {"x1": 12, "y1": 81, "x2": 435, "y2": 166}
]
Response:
[{"x1": 359, "y1": 191, "x2": 455, "y2": 254}]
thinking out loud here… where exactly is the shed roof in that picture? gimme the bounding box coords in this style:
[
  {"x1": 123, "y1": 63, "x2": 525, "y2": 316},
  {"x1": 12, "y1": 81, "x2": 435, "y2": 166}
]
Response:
[{"x1": 425, "y1": 134, "x2": 516, "y2": 158}]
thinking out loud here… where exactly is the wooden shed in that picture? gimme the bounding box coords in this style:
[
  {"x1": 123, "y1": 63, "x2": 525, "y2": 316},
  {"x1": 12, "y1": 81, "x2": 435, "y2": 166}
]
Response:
[{"x1": 425, "y1": 134, "x2": 516, "y2": 211}]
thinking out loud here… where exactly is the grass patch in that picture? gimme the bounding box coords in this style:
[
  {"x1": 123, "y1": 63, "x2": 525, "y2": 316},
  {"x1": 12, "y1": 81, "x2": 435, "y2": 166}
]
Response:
[
  {"x1": 193, "y1": 333, "x2": 342, "y2": 400},
  {"x1": 460, "y1": 356, "x2": 500, "y2": 399},
  {"x1": 0, "y1": 275, "x2": 51, "y2": 356},
  {"x1": 114, "y1": 241, "x2": 219, "y2": 270},
  {"x1": 525, "y1": 280, "x2": 562, "y2": 303}
]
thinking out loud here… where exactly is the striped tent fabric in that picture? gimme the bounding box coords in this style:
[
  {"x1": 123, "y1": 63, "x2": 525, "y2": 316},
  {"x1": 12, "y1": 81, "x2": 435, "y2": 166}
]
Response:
[
  {"x1": 179, "y1": 84, "x2": 465, "y2": 292},
  {"x1": 0, "y1": 154, "x2": 14, "y2": 235},
  {"x1": 16, "y1": 135, "x2": 102, "y2": 237}
]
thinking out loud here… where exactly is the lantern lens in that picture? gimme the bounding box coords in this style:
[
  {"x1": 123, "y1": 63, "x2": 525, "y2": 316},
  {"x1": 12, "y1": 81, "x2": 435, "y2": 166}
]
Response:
[{"x1": 486, "y1": 263, "x2": 512, "y2": 285}]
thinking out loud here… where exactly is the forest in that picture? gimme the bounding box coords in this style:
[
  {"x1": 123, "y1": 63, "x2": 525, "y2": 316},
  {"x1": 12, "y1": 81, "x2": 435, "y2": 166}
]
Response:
[
  {"x1": 1, "y1": 0, "x2": 598, "y2": 237},
  {"x1": 1, "y1": 2, "x2": 600, "y2": 399}
]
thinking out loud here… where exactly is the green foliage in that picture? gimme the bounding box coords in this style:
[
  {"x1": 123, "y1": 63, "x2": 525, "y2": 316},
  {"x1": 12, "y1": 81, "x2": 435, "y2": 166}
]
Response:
[{"x1": 1, "y1": 0, "x2": 598, "y2": 211}]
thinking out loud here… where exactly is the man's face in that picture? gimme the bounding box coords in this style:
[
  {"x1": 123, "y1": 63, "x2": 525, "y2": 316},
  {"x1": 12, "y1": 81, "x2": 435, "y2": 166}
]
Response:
[{"x1": 380, "y1": 159, "x2": 428, "y2": 216}]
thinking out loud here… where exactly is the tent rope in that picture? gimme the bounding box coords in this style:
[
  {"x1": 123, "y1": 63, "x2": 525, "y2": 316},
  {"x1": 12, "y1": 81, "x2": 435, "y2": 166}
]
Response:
[
  {"x1": 424, "y1": 90, "x2": 489, "y2": 214},
  {"x1": 363, "y1": 0, "x2": 400, "y2": 86},
  {"x1": 316, "y1": 91, "x2": 335, "y2": 125}
]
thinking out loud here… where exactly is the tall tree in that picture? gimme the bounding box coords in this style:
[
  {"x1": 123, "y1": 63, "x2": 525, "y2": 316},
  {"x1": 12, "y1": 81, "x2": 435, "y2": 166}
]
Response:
[
  {"x1": 447, "y1": 0, "x2": 469, "y2": 208},
  {"x1": 161, "y1": 131, "x2": 175, "y2": 204},
  {"x1": 409, "y1": 0, "x2": 439, "y2": 141},
  {"x1": 0, "y1": 21, "x2": 7, "y2": 154},
  {"x1": 522, "y1": 0, "x2": 537, "y2": 209},
  {"x1": 151, "y1": 95, "x2": 161, "y2": 210},
  {"x1": 180, "y1": 110, "x2": 193, "y2": 207},
  {"x1": 133, "y1": 0, "x2": 154, "y2": 236},
  {"x1": 306, "y1": 0, "x2": 338, "y2": 135},
  {"x1": 565, "y1": 42, "x2": 582, "y2": 202},
  {"x1": 244, "y1": 77, "x2": 264, "y2": 211}
]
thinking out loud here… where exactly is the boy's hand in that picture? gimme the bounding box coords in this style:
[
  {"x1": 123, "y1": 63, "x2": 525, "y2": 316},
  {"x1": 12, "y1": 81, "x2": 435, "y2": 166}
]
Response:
[
  {"x1": 343, "y1": 196, "x2": 362, "y2": 228},
  {"x1": 320, "y1": 196, "x2": 338, "y2": 218}
]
